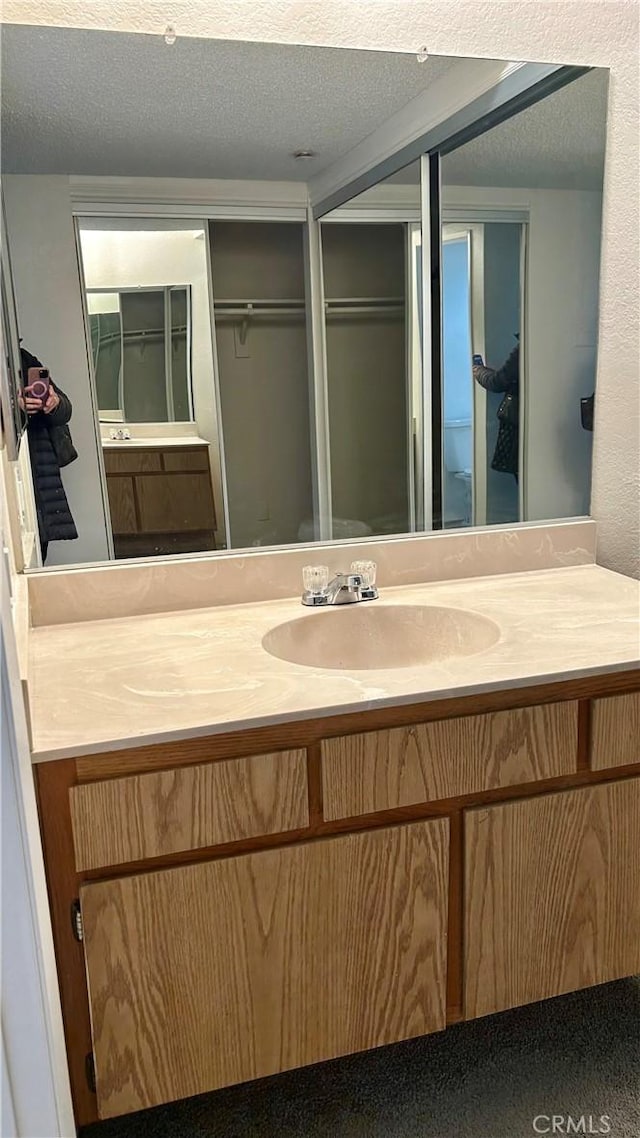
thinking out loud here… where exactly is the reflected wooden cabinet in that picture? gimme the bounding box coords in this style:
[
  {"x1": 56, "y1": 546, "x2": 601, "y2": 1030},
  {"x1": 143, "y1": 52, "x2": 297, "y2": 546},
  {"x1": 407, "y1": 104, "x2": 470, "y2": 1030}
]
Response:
[
  {"x1": 103, "y1": 443, "x2": 216, "y2": 556},
  {"x1": 81, "y1": 819, "x2": 449, "y2": 1118}
]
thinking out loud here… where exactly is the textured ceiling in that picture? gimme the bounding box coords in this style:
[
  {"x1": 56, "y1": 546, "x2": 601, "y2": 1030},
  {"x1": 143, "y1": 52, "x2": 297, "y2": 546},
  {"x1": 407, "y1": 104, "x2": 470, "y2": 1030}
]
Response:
[
  {"x1": 0, "y1": 24, "x2": 455, "y2": 179},
  {"x1": 441, "y1": 68, "x2": 608, "y2": 190},
  {"x1": 379, "y1": 68, "x2": 608, "y2": 191}
]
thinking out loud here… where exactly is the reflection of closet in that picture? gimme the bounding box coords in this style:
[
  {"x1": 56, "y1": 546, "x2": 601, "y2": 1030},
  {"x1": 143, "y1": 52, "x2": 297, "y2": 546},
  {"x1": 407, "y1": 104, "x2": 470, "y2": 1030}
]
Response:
[
  {"x1": 209, "y1": 222, "x2": 313, "y2": 549},
  {"x1": 321, "y1": 223, "x2": 409, "y2": 538},
  {"x1": 90, "y1": 287, "x2": 191, "y2": 422}
]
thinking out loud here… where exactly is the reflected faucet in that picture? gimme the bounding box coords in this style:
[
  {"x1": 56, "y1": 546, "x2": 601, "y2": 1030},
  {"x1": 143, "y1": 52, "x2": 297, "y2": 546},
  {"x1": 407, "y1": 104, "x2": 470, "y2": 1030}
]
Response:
[{"x1": 302, "y1": 562, "x2": 378, "y2": 607}]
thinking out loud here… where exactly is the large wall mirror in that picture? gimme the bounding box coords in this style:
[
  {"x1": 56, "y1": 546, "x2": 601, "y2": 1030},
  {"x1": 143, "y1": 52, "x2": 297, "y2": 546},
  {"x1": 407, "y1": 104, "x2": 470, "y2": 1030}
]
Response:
[{"x1": 0, "y1": 21, "x2": 608, "y2": 568}]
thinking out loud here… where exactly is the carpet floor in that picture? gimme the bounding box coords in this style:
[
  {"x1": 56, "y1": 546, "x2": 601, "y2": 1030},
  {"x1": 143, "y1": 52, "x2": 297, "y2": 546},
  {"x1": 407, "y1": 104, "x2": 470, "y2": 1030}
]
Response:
[{"x1": 81, "y1": 977, "x2": 640, "y2": 1138}]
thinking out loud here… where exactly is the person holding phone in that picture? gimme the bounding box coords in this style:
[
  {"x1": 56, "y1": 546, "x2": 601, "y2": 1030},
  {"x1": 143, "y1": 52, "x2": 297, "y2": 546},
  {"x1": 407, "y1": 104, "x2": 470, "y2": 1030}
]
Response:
[
  {"x1": 19, "y1": 346, "x2": 78, "y2": 563},
  {"x1": 472, "y1": 337, "x2": 520, "y2": 479}
]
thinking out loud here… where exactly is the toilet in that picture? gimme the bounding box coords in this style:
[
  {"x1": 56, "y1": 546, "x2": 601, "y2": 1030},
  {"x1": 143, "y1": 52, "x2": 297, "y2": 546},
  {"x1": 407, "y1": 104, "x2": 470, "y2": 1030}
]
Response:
[
  {"x1": 444, "y1": 418, "x2": 472, "y2": 526},
  {"x1": 444, "y1": 418, "x2": 472, "y2": 476}
]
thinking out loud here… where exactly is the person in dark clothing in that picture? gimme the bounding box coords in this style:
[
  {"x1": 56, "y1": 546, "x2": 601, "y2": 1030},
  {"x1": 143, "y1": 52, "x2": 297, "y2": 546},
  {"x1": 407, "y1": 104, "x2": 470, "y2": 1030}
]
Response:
[
  {"x1": 473, "y1": 342, "x2": 520, "y2": 478},
  {"x1": 19, "y1": 347, "x2": 78, "y2": 563}
]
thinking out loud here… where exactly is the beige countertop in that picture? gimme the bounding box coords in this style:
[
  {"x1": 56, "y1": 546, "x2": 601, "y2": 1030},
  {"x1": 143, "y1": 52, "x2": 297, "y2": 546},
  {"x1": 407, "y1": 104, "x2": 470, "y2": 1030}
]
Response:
[{"x1": 28, "y1": 564, "x2": 639, "y2": 762}]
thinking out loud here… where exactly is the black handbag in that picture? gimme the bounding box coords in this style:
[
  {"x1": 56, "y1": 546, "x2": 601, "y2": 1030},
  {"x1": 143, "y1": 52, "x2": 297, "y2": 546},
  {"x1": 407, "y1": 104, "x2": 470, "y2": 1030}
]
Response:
[
  {"x1": 497, "y1": 388, "x2": 519, "y2": 426},
  {"x1": 48, "y1": 423, "x2": 78, "y2": 468}
]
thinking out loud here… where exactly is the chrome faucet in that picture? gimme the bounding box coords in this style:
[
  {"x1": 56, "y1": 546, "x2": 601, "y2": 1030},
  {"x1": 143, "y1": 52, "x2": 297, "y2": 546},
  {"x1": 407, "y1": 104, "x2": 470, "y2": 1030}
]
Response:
[{"x1": 302, "y1": 562, "x2": 378, "y2": 607}]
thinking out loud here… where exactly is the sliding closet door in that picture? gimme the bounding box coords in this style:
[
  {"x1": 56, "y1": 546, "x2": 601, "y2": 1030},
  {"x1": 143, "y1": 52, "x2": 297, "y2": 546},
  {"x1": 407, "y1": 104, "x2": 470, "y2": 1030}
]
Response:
[
  {"x1": 321, "y1": 223, "x2": 410, "y2": 539},
  {"x1": 209, "y1": 222, "x2": 314, "y2": 550}
]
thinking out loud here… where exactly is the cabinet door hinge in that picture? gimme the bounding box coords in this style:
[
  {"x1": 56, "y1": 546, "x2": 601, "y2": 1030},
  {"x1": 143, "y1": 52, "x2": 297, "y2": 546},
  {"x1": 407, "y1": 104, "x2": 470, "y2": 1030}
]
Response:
[
  {"x1": 85, "y1": 1051, "x2": 96, "y2": 1094},
  {"x1": 71, "y1": 899, "x2": 83, "y2": 942}
]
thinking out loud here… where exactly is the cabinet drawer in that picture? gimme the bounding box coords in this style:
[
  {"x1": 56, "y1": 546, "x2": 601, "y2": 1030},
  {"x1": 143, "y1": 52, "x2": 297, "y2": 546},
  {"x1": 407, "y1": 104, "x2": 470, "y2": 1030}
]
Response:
[
  {"x1": 464, "y1": 778, "x2": 640, "y2": 1019},
  {"x1": 81, "y1": 818, "x2": 449, "y2": 1118},
  {"x1": 590, "y1": 692, "x2": 640, "y2": 770},
  {"x1": 321, "y1": 702, "x2": 578, "y2": 820},
  {"x1": 163, "y1": 447, "x2": 210, "y2": 472},
  {"x1": 70, "y1": 749, "x2": 309, "y2": 871},
  {"x1": 103, "y1": 448, "x2": 162, "y2": 474}
]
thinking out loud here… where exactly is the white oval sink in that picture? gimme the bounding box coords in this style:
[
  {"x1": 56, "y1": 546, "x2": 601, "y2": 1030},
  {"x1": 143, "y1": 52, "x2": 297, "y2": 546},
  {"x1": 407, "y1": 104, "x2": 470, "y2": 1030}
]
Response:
[{"x1": 262, "y1": 604, "x2": 500, "y2": 670}]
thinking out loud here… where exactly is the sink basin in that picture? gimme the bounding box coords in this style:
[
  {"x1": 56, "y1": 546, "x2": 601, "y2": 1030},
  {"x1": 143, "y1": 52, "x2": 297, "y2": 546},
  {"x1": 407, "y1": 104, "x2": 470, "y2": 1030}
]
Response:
[{"x1": 262, "y1": 604, "x2": 500, "y2": 670}]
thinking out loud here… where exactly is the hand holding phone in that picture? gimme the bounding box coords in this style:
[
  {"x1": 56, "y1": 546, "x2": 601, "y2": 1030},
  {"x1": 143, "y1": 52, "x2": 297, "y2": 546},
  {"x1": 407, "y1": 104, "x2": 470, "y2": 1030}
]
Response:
[{"x1": 24, "y1": 367, "x2": 50, "y2": 403}]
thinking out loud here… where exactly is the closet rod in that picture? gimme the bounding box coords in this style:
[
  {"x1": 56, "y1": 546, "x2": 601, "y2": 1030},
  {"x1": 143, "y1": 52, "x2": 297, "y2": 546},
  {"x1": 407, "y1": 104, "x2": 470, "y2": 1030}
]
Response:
[
  {"x1": 214, "y1": 298, "x2": 306, "y2": 308},
  {"x1": 214, "y1": 307, "x2": 305, "y2": 318},
  {"x1": 324, "y1": 296, "x2": 404, "y2": 306},
  {"x1": 325, "y1": 305, "x2": 404, "y2": 316}
]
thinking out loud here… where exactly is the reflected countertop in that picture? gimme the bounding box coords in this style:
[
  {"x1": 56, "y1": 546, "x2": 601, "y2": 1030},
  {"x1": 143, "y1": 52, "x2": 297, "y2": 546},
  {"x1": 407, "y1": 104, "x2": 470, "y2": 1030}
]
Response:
[
  {"x1": 28, "y1": 564, "x2": 640, "y2": 762},
  {"x1": 101, "y1": 436, "x2": 210, "y2": 448}
]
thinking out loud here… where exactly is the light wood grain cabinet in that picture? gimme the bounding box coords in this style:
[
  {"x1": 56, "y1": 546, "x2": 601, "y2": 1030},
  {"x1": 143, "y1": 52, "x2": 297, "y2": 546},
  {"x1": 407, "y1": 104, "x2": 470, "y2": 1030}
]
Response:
[
  {"x1": 35, "y1": 674, "x2": 640, "y2": 1130},
  {"x1": 70, "y1": 749, "x2": 309, "y2": 871},
  {"x1": 103, "y1": 443, "x2": 216, "y2": 556},
  {"x1": 322, "y1": 702, "x2": 578, "y2": 820},
  {"x1": 81, "y1": 818, "x2": 449, "y2": 1119},
  {"x1": 590, "y1": 692, "x2": 640, "y2": 769},
  {"x1": 463, "y1": 777, "x2": 640, "y2": 1020}
]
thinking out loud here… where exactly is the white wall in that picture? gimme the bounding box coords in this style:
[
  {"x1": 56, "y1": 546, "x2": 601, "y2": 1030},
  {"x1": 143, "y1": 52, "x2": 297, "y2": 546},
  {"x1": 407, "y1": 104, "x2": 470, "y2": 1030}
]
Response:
[
  {"x1": 3, "y1": 175, "x2": 111, "y2": 566},
  {"x1": 1, "y1": 550, "x2": 75, "y2": 1137},
  {"x1": 525, "y1": 188, "x2": 602, "y2": 520},
  {"x1": 79, "y1": 226, "x2": 226, "y2": 544},
  {"x1": 443, "y1": 185, "x2": 603, "y2": 524}
]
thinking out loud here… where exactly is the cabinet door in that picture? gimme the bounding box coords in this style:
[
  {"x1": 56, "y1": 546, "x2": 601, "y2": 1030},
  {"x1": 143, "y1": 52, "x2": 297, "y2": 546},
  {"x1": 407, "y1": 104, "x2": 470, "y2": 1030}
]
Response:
[
  {"x1": 81, "y1": 819, "x2": 449, "y2": 1118},
  {"x1": 136, "y1": 472, "x2": 215, "y2": 532},
  {"x1": 105, "y1": 475, "x2": 137, "y2": 534},
  {"x1": 464, "y1": 778, "x2": 640, "y2": 1019}
]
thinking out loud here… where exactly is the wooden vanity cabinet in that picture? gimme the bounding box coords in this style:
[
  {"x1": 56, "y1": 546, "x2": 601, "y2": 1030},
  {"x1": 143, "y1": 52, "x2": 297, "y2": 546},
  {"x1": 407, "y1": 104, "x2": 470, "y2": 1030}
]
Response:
[
  {"x1": 34, "y1": 671, "x2": 640, "y2": 1130},
  {"x1": 321, "y1": 702, "x2": 577, "y2": 819},
  {"x1": 590, "y1": 692, "x2": 640, "y2": 769},
  {"x1": 103, "y1": 443, "x2": 216, "y2": 557},
  {"x1": 80, "y1": 819, "x2": 449, "y2": 1118},
  {"x1": 463, "y1": 778, "x2": 640, "y2": 1020}
]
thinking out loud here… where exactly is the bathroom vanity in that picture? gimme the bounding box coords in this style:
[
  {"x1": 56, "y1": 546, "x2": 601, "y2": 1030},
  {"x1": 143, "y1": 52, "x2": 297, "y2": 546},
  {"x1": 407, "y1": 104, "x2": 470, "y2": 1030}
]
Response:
[
  {"x1": 28, "y1": 565, "x2": 640, "y2": 1128},
  {"x1": 102, "y1": 439, "x2": 217, "y2": 558}
]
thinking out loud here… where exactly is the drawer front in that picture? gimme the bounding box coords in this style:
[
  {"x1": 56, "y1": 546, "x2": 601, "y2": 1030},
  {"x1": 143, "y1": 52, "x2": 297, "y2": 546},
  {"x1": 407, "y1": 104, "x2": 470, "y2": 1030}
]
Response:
[
  {"x1": 464, "y1": 778, "x2": 640, "y2": 1018},
  {"x1": 163, "y1": 447, "x2": 210, "y2": 472},
  {"x1": 81, "y1": 818, "x2": 449, "y2": 1118},
  {"x1": 103, "y1": 448, "x2": 162, "y2": 474},
  {"x1": 590, "y1": 692, "x2": 640, "y2": 770},
  {"x1": 70, "y1": 749, "x2": 309, "y2": 871},
  {"x1": 322, "y1": 702, "x2": 578, "y2": 820}
]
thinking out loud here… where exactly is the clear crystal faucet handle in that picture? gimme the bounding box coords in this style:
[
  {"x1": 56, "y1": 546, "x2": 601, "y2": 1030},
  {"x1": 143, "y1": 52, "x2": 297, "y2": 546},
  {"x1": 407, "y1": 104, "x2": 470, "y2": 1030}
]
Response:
[
  {"x1": 302, "y1": 565, "x2": 329, "y2": 594},
  {"x1": 350, "y1": 560, "x2": 376, "y2": 587}
]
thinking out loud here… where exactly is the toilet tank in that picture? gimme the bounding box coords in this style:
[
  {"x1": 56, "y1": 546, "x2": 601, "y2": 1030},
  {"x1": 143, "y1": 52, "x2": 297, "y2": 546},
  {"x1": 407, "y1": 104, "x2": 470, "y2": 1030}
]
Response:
[{"x1": 444, "y1": 418, "x2": 472, "y2": 473}]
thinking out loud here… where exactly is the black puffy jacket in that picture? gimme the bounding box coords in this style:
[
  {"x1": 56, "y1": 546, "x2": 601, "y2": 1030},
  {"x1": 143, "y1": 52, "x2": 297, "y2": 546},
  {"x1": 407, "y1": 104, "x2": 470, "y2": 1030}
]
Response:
[{"x1": 21, "y1": 348, "x2": 78, "y2": 543}]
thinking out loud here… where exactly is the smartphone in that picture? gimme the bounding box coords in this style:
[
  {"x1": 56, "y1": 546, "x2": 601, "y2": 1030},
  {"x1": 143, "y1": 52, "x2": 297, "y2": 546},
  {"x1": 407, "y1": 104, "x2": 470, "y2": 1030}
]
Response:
[
  {"x1": 472, "y1": 354, "x2": 484, "y2": 367},
  {"x1": 24, "y1": 367, "x2": 50, "y2": 403}
]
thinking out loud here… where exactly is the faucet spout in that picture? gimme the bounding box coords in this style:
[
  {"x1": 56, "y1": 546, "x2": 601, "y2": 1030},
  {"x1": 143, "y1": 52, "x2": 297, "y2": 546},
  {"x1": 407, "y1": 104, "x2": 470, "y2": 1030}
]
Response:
[
  {"x1": 324, "y1": 572, "x2": 363, "y2": 605},
  {"x1": 301, "y1": 565, "x2": 378, "y2": 607}
]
